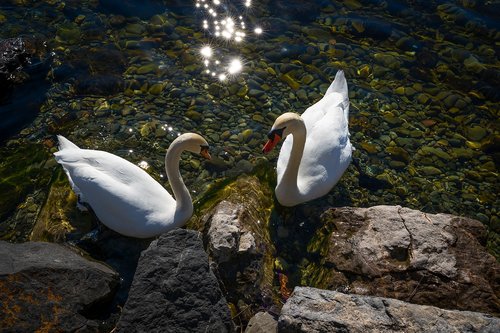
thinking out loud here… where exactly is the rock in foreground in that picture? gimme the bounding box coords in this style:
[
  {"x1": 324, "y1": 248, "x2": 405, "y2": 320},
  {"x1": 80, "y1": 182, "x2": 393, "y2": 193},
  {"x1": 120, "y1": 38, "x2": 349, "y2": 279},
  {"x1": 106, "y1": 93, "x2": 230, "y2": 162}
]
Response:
[
  {"x1": 115, "y1": 228, "x2": 234, "y2": 332},
  {"x1": 279, "y1": 287, "x2": 500, "y2": 333},
  {"x1": 307, "y1": 205, "x2": 500, "y2": 316},
  {"x1": 0, "y1": 240, "x2": 119, "y2": 332},
  {"x1": 191, "y1": 174, "x2": 276, "y2": 327}
]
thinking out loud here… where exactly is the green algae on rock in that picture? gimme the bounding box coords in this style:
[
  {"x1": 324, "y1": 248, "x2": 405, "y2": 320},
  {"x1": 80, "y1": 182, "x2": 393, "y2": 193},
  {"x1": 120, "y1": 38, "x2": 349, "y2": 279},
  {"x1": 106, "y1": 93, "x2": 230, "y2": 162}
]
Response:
[
  {"x1": 30, "y1": 168, "x2": 94, "y2": 243},
  {"x1": 0, "y1": 143, "x2": 53, "y2": 241},
  {"x1": 187, "y1": 164, "x2": 278, "y2": 327}
]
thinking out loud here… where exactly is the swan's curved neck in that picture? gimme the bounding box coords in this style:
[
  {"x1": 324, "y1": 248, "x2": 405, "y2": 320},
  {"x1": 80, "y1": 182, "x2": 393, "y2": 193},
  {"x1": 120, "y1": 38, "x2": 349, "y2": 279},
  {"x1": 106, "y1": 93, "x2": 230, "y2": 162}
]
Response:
[
  {"x1": 281, "y1": 119, "x2": 306, "y2": 194},
  {"x1": 165, "y1": 143, "x2": 193, "y2": 224}
]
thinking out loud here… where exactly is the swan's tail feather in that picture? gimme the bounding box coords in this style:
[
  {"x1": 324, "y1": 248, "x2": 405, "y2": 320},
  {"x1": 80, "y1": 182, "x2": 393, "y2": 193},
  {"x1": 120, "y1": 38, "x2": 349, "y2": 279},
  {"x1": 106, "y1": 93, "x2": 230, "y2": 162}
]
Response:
[
  {"x1": 326, "y1": 70, "x2": 348, "y2": 98},
  {"x1": 53, "y1": 135, "x2": 88, "y2": 211},
  {"x1": 56, "y1": 135, "x2": 80, "y2": 151}
]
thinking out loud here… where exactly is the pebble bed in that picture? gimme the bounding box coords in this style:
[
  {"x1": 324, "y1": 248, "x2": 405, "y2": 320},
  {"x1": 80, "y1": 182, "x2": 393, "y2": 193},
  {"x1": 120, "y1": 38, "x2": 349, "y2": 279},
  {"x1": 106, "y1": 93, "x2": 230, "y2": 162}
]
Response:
[{"x1": 0, "y1": 0, "x2": 498, "y2": 255}]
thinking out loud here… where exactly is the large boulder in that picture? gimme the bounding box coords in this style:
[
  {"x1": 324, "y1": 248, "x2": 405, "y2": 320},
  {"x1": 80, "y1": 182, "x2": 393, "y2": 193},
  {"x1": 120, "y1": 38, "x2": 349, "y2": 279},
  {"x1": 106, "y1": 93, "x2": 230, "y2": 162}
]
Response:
[
  {"x1": 304, "y1": 205, "x2": 500, "y2": 316},
  {"x1": 115, "y1": 228, "x2": 234, "y2": 332},
  {"x1": 0, "y1": 240, "x2": 119, "y2": 332},
  {"x1": 279, "y1": 287, "x2": 500, "y2": 333}
]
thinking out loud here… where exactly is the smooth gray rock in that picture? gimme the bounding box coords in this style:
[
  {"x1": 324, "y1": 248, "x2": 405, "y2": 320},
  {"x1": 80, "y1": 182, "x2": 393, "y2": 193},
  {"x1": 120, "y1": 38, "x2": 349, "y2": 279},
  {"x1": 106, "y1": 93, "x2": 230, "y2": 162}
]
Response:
[
  {"x1": 0, "y1": 240, "x2": 119, "y2": 332},
  {"x1": 115, "y1": 228, "x2": 234, "y2": 333},
  {"x1": 279, "y1": 287, "x2": 500, "y2": 333},
  {"x1": 245, "y1": 311, "x2": 277, "y2": 333}
]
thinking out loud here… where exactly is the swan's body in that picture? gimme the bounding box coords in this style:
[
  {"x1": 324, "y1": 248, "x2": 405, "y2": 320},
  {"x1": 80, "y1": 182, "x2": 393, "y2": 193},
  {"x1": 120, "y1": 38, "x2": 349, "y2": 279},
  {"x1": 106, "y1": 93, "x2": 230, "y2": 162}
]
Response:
[
  {"x1": 54, "y1": 133, "x2": 210, "y2": 238},
  {"x1": 263, "y1": 70, "x2": 352, "y2": 206}
]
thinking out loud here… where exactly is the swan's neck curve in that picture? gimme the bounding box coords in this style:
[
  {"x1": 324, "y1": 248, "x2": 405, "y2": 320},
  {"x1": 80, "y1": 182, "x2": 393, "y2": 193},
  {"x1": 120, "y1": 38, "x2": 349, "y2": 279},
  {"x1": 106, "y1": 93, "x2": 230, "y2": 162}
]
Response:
[
  {"x1": 278, "y1": 119, "x2": 306, "y2": 203},
  {"x1": 165, "y1": 143, "x2": 193, "y2": 225}
]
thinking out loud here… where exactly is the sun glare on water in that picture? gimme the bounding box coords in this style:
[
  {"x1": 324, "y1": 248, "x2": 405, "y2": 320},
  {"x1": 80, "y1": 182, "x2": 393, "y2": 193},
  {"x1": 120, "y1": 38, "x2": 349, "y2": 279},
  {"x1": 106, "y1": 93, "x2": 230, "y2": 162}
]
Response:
[{"x1": 195, "y1": 0, "x2": 264, "y2": 81}]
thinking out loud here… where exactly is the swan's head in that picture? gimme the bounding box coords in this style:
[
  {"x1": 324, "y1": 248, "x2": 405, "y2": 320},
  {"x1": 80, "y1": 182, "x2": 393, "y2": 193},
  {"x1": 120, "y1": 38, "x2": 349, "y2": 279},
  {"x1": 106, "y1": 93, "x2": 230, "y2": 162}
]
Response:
[
  {"x1": 262, "y1": 112, "x2": 302, "y2": 154},
  {"x1": 173, "y1": 133, "x2": 211, "y2": 159}
]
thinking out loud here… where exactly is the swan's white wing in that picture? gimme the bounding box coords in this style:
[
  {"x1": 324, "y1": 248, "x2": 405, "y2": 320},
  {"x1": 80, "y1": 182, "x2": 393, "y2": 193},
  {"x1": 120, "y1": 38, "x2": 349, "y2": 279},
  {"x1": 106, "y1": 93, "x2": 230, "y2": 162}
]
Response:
[
  {"x1": 55, "y1": 148, "x2": 175, "y2": 232},
  {"x1": 298, "y1": 103, "x2": 351, "y2": 196}
]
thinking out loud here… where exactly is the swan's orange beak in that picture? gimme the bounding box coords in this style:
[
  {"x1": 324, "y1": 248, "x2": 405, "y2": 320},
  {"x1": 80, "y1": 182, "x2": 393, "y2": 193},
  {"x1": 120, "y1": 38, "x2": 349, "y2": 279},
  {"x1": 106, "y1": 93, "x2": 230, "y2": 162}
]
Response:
[
  {"x1": 200, "y1": 146, "x2": 211, "y2": 160},
  {"x1": 262, "y1": 134, "x2": 281, "y2": 154}
]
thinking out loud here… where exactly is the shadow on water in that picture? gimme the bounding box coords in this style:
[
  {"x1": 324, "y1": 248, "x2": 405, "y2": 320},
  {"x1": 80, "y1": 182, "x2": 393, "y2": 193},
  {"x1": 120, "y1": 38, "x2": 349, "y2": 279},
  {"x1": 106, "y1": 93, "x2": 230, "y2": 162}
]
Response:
[
  {"x1": 71, "y1": 224, "x2": 153, "y2": 323},
  {"x1": 268, "y1": 178, "x2": 355, "y2": 295},
  {"x1": 0, "y1": 79, "x2": 50, "y2": 143},
  {"x1": 0, "y1": 36, "x2": 52, "y2": 143},
  {"x1": 97, "y1": 0, "x2": 192, "y2": 18}
]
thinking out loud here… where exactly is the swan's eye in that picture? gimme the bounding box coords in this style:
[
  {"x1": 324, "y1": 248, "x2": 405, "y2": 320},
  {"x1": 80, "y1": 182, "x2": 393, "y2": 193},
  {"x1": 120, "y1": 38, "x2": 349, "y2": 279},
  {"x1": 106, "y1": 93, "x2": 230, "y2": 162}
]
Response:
[{"x1": 267, "y1": 127, "x2": 285, "y2": 139}]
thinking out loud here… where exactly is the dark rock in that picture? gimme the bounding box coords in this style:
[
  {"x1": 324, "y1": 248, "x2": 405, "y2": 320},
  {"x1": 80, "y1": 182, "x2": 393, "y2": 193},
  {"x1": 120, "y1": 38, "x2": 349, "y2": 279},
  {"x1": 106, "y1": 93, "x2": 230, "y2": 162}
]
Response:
[
  {"x1": 305, "y1": 206, "x2": 500, "y2": 316},
  {"x1": 0, "y1": 38, "x2": 31, "y2": 100},
  {"x1": 279, "y1": 287, "x2": 500, "y2": 333},
  {"x1": 75, "y1": 74, "x2": 124, "y2": 96},
  {"x1": 115, "y1": 228, "x2": 234, "y2": 333},
  {"x1": 0, "y1": 240, "x2": 119, "y2": 332},
  {"x1": 0, "y1": 36, "x2": 51, "y2": 141}
]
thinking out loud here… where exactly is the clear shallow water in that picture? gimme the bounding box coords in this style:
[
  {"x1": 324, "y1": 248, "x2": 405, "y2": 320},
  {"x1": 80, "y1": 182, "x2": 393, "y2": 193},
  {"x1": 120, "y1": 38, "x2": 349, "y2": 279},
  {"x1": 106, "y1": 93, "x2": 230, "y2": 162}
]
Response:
[{"x1": 0, "y1": 1, "x2": 498, "y2": 255}]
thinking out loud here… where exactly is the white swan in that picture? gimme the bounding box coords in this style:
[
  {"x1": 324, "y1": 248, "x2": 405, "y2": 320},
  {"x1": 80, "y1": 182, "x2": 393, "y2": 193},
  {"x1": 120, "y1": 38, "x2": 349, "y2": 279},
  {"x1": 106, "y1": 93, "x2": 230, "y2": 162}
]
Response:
[
  {"x1": 54, "y1": 133, "x2": 211, "y2": 238},
  {"x1": 262, "y1": 70, "x2": 352, "y2": 206}
]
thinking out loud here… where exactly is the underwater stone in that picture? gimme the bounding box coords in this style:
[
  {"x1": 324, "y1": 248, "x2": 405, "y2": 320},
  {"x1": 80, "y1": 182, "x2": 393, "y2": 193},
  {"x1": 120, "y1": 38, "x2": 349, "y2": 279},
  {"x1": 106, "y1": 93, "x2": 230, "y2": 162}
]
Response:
[
  {"x1": 296, "y1": 89, "x2": 308, "y2": 102},
  {"x1": 385, "y1": 146, "x2": 410, "y2": 163},
  {"x1": 125, "y1": 23, "x2": 145, "y2": 35},
  {"x1": 280, "y1": 74, "x2": 300, "y2": 90},
  {"x1": 148, "y1": 83, "x2": 164, "y2": 95},
  {"x1": 465, "y1": 125, "x2": 487, "y2": 141},
  {"x1": 301, "y1": 74, "x2": 314, "y2": 85},
  {"x1": 136, "y1": 63, "x2": 157, "y2": 75},
  {"x1": 420, "y1": 166, "x2": 442, "y2": 175}
]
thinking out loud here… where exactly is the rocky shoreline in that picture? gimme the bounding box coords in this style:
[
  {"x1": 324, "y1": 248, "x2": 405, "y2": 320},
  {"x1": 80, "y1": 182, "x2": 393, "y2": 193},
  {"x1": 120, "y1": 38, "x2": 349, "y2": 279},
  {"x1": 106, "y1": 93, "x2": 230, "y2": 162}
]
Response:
[{"x1": 1, "y1": 175, "x2": 498, "y2": 332}]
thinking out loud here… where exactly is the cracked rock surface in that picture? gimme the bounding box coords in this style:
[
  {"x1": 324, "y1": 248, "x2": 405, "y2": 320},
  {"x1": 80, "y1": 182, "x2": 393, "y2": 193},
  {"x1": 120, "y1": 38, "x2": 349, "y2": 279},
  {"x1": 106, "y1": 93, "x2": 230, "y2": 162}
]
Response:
[
  {"x1": 312, "y1": 205, "x2": 499, "y2": 316},
  {"x1": 279, "y1": 287, "x2": 500, "y2": 333}
]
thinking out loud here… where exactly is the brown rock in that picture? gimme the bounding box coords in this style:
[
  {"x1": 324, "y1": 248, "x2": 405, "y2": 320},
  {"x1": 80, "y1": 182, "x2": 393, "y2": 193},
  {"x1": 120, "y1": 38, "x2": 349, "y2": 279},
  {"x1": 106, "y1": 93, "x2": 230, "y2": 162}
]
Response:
[
  {"x1": 308, "y1": 206, "x2": 499, "y2": 316},
  {"x1": 0, "y1": 241, "x2": 119, "y2": 332}
]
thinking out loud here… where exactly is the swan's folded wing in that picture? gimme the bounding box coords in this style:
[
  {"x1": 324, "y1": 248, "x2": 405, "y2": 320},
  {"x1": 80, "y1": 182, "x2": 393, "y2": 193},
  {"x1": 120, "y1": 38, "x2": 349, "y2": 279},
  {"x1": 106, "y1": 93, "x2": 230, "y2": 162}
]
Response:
[
  {"x1": 298, "y1": 105, "x2": 352, "y2": 191},
  {"x1": 55, "y1": 148, "x2": 174, "y2": 207}
]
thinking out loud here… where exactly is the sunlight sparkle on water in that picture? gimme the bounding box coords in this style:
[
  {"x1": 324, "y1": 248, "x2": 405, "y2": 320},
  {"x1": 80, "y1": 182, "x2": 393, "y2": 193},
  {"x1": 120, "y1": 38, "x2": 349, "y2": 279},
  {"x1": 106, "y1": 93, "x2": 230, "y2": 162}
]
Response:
[
  {"x1": 200, "y1": 45, "x2": 213, "y2": 58},
  {"x1": 228, "y1": 58, "x2": 242, "y2": 74},
  {"x1": 195, "y1": 0, "x2": 262, "y2": 80},
  {"x1": 138, "y1": 161, "x2": 150, "y2": 170}
]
